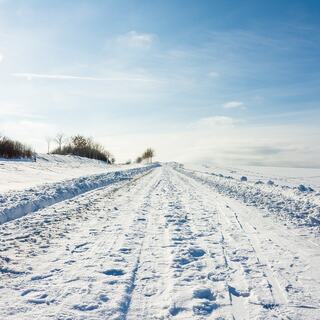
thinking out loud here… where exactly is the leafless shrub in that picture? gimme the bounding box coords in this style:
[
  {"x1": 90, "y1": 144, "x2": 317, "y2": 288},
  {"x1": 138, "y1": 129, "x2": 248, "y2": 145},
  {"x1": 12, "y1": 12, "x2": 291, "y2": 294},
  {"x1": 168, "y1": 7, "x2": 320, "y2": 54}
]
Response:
[
  {"x1": 51, "y1": 134, "x2": 114, "y2": 163},
  {"x1": 0, "y1": 136, "x2": 34, "y2": 159}
]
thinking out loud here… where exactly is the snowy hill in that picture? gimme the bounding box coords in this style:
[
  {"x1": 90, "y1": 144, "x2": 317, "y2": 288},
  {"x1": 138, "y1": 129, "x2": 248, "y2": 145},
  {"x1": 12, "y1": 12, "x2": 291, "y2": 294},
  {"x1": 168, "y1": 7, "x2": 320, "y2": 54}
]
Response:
[{"x1": 0, "y1": 154, "x2": 145, "y2": 193}]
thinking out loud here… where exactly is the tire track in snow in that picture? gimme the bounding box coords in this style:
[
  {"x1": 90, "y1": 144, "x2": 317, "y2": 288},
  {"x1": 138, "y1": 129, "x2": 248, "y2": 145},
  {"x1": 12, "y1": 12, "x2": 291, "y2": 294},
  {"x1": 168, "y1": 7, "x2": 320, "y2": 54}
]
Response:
[
  {"x1": 170, "y1": 169, "x2": 251, "y2": 319},
  {"x1": 0, "y1": 168, "x2": 160, "y2": 319},
  {"x1": 158, "y1": 168, "x2": 228, "y2": 319},
  {"x1": 125, "y1": 173, "x2": 173, "y2": 319},
  {"x1": 174, "y1": 167, "x2": 291, "y2": 318},
  {"x1": 174, "y1": 165, "x2": 320, "y2": 319},
  {"x1": 1, "y1": 164, "x2": 319, "y2": 319},
  {"x1": 51, "y1": 168, "x2": 162, "y2": 320}
]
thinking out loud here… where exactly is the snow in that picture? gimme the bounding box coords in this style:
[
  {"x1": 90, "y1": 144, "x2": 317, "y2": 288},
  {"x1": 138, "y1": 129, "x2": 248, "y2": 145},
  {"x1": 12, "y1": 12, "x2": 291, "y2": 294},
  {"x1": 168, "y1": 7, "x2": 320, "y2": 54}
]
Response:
[
  {"x1": 0, "y1": 154, "x2": 144, "y2": 193},
  {"x1": 0, "y1": 159, "x2": 319, "y2": 319},
  {"x1": 189, "y1": 163, "x2": 320, "y2": 190},
  {"x1": 180, "y1": 163, "x2": 320, "y2": 229},
  {"x1": 0, "y1": 164, "x2": 159, "y2": 224}
]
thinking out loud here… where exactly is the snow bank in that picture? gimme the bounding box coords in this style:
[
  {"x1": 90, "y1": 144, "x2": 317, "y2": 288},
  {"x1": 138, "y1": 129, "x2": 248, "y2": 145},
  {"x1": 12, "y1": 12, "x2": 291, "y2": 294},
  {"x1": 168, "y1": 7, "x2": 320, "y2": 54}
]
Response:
[
  {"x1": 0, "y1": 154, "x2": 145, "y2": 193},
  {"x1": 174, "y1": 164, "x2": 320, "y2": 228},
  {"x1": 186, "y1": 163, "x2": 320, "y2": 190},
  {"x1": 0, "y1": 163, "x2": 159, "y2": 224}
]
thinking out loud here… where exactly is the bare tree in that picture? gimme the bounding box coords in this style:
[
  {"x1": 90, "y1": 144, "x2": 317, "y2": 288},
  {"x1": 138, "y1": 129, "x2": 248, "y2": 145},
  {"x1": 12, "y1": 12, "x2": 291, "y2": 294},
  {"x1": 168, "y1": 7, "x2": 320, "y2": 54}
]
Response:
[
  {"x1": 54, "y1": 133, "x2": 65, "y2": 152},
  {"x1": 0, "y1": 136, "x2": 34, "y2": 159},
  {"x1": 148, "y1": 148, "x2": 155, "y2": 163},
  {"x1": 45, "y1": 137, "x2": 52, "y2": 154},
  {"x1": 51, "y1": 134, "x2": 113, "y2": 163},
  {"x1": 142, "y1": 148, "x2": 155, "y2": 163}
]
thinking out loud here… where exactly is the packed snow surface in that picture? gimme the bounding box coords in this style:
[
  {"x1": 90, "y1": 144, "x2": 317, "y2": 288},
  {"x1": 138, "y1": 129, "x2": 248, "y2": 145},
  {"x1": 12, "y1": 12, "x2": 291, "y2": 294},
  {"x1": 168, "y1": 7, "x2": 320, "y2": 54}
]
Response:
[{"x1": 0, "y1": 161, "x2": 319, "y2": 319}]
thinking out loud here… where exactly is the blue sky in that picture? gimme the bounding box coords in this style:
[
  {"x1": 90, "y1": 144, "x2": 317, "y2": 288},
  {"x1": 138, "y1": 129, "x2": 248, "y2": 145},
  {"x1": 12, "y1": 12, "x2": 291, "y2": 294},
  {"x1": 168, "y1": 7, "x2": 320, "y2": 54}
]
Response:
[{"x1": 0, "y1": 0, "x2": 320, "y2": 166}]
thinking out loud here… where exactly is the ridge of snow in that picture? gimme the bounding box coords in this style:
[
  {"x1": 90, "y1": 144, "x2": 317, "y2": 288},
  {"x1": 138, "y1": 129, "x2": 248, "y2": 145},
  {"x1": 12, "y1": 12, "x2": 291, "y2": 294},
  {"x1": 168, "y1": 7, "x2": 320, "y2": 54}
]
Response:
[
  {"x1": 0, "y1": 163, "x2": 159, "y2": 224},
  {"x1": 0, "y1": 154, "x2": 145, "y2": 193},
  {"x1": 174, "y1": 164, "x2": 320, "y2": 229}
]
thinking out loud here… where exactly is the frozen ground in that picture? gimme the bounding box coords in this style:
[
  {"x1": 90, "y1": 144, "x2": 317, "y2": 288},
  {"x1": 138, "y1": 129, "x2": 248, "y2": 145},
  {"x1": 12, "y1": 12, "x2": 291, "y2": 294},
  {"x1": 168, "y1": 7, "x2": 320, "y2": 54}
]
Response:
[{"x1": 0, "y1": 162, "x2": 319, "y2": 319}]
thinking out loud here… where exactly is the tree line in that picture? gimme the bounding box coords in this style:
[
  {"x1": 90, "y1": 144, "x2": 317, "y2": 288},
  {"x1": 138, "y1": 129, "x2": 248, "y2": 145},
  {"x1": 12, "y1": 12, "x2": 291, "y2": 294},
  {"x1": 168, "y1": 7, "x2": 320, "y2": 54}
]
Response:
[
  {"x1": 0, "y1": 136, "x2": 34, "y2": 159},
  {"x1": 135, "y1": 148, "x2": 155, "y2": 164},
  {"x1": 50, "y1": 134, "x2": 115, "y2": 164},
  {"x1": 0, "y1": 133, "x2": 155, "y2": 165}
]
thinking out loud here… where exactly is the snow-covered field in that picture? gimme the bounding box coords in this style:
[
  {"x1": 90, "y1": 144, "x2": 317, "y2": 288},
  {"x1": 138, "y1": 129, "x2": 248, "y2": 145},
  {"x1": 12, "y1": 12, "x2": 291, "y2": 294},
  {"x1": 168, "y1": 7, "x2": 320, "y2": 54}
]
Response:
[
  {"x1": 0, "y1": 155, "x2": 155, "y2": 224},
  {"x1": 186, "y1": 163, "x2": 320, "y2": 190},
  {"x1": 0, "y1": 154, "x2": 143, "y2": 193},
  {"x1": 0, "y1": 159, "x2": 319, "y2": 319}
]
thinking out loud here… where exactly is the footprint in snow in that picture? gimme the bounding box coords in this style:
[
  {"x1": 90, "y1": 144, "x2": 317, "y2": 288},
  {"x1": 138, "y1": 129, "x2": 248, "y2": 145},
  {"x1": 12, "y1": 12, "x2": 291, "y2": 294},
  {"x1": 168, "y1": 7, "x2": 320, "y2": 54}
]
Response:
[
  {"x1": 192, "y1": 288, "x2": 219, "y2": 315},
  {"x1": 119, "y1": 247, "x2": 131, "y2": 254},
  {"x1": 262, "y1": 303, "x2": 279, "y2": 310},
  {"x1": 73, "y1": 303, "x2": 99, "y2": 311},
  {"x1": 193, "y1": 301, "x2": 219, "y2": 315},
  {"x1": 0, "y1": 267, "x2": 26, "y2": 276},
  {"x1": 193, "y1": 288, "x2": 216, "y2": 301},
  {"x1": 71, "y1": 242, "x2": 90, "y2": 253},
  {"x1": 228, "y1": 285, "x2": 250, "y2": 297},
  {"x1": 208, "y1": 270, "x2": 227, "y2": 282},
  {"x1": 174, "y1": 257, "x2": 191, "y2": 266},
  {"x1": 230, "y1": 254, "x2": 249, "y2": 262},
  {"x1": 31, "y1": 274, "x2": 53, "y2": 281},
  {"x1": 188, "y1": 247, "x2": 205, "y2": 258},
  {"x1": 26, "y1": 292, "x2": 54, "y2": 305},
  {"x1": 21, "y1": 288, "x2": 38, "y2": 296},
  {"x1": 169, "y1": 305, "x2": 186, "y2": 316},
  {"x1": 102, "y1": 269, "x2": 125, "y2": 276},
  {"x1": 99, "y1": 293, "x2": 109, "y2": 302}
]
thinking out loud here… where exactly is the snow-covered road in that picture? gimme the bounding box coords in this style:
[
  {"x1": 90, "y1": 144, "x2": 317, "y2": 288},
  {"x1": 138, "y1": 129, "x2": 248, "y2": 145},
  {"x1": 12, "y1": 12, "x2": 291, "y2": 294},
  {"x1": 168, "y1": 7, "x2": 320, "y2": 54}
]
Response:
[{"x1": 1, "y1": 165, "x2": 319, "y2": 319}]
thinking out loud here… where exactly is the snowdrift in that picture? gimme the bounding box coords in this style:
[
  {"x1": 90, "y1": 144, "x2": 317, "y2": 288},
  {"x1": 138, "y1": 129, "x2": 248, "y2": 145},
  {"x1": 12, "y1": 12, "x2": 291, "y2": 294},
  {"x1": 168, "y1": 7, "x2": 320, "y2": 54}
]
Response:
[
  {"x1": 0, "y1": 154, "x2": 146, "y2": 192},
  {"x1": 174, "y1": 164, "x2": 320, "y2": 229},
  {"x1": 0, "y1": 164, "x2": 159, "y2": 224}
]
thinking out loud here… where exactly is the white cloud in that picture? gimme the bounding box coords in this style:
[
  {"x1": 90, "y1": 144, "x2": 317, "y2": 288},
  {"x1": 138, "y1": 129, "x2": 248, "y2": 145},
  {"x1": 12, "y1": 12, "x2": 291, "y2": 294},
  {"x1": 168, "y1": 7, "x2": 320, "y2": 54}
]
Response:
[
  {"x1": 0, "y1": 53, "x2": 3, "y2": 63},
  {"x1": 116, "y1": 31, "x2": 155, "y2": 48},
  {"x1": 223, "y1": 101, "x2": 244, "y2": 109},
  {"x1": 195, "y1": 116, "x2": 237, "y2": 128},
  {"x1": 12, "y1": 73, "x2": 159, "y2": 82},
  {"x1": 0, "y1": 106, "x2": 44, "y2": 119},
  {"x1": 0, "y1": 119, "x2": 57, "y2": 151},
  {"x1": 98, "y1": 121, "x2": 320, "y2": 168},
  {"x1": 208, "y1": 71, "x2": 219, "y2": 78}
]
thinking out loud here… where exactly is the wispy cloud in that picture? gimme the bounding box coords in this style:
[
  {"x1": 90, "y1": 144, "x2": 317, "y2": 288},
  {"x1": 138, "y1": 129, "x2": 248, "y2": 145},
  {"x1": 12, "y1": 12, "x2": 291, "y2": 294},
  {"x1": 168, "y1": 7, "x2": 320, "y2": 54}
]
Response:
[
  {"x1": 0, "y1": 119, "x2": 57, "y2": 149},
  {"x1": 0, "y1": 109, "x2": 44, "y2": 119},
  {"x1": 0, "y1": 53, "x2": 3, "y2": 63},
  {"x1": 223, "y1": 101, "x2": 245, "y2": 109},
  {"x1": 195, "y1": 116, "x2": 238, "y2": 128},
  {"x1": 12, "y1": 73, "x2": 159, "y2": 82},
  {"x1": 116, "y1": 31, "x2": 155, "y2": 48},
  {"x1": 208, "y1": 71, "x2": 219, "y2": 78}
]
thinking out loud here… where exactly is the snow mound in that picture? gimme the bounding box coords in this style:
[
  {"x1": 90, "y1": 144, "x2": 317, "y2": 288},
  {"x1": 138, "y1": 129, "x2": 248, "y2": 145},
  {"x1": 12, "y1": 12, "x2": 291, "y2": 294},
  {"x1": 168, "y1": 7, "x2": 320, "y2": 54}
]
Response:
[
  {"x1": 174, "y1": 164, "x2": 320, "y2": 229},
  {"x1": 0, "y1": 164, "x2": 159, "y2": 224},
  {"x1": 0, "y1": 154, "x2": 148, "y2": 193}
]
